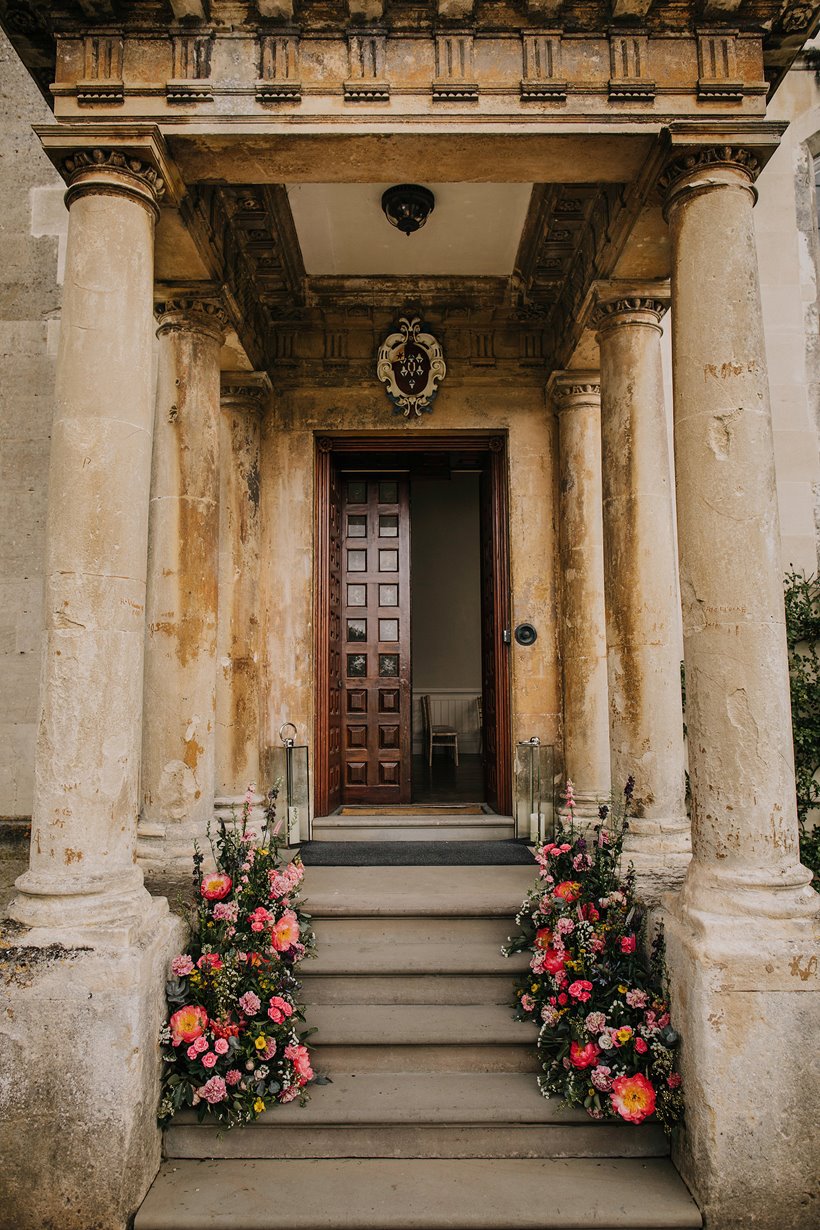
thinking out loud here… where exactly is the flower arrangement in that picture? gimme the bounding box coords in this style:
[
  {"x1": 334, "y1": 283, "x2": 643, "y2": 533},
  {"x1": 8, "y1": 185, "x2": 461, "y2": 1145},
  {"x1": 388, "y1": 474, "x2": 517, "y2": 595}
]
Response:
[
  {"x1": 158, "y1": 785, "x2": 317, "y2": 1126},
  {"x1": 503, "y1": 778, "x2": 684, "y2": 1131}
]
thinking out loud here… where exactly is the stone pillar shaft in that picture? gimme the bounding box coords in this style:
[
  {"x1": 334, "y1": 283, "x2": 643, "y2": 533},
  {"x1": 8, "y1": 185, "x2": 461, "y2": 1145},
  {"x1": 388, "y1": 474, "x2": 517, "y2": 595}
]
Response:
[
  {"x1": 139, "y1": 293, "x2": 226, "y2": 867},
  {"x1": 550, "y1": 373, "x2": 610, "y2": 816},
  {"x1": 215, "y1": 374, "x2": 269, "y2": 805},
  {"x1": 10, "y1": 151, "x2": 164, "y2": 938},
  {"x1": 595, "y1": 292, "x2": 688, "y2": 852}
]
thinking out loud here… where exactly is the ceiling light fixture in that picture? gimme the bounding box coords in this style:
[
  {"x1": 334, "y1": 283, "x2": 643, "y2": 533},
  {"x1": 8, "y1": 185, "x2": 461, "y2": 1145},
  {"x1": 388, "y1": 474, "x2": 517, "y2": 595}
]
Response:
[{"x1": 381, "y1": 184, "x2": 436, "y2": 236}]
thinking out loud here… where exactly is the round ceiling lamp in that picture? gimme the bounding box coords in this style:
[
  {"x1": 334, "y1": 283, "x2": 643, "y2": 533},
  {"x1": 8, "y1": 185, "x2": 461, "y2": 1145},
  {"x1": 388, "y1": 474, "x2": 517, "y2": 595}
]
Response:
[{"x1": 381, "y1": 184, "x2": 436, "y2": 236}]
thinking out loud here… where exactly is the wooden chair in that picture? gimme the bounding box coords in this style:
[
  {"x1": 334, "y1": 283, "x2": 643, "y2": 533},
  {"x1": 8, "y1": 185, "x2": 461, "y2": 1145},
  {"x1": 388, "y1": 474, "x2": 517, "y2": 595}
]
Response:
[{"x1": 420, "y1": 694, "x2": 459, "y2": 767}]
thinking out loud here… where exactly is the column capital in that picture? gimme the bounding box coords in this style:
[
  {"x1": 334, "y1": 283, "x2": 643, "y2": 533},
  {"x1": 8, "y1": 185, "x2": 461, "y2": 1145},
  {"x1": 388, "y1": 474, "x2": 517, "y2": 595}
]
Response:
[
  {"x1": 155, "y1": 286, "x2": 230, "y2": 344},
  {"x1": 547, "y1": 369, "x2": 601, "y2": 412},
  {"x1": 655, "y1": 123, "x2": 787, "y2": 218},
  {"x1": 590, "y1": 281, "x2": 670, "y2": 335},
  {"x1": 220, "y1": 371, "x2": 272, "y2": 414},
  {"x1": 34, "y1": 123, "x2": 184, "y2": 220}
]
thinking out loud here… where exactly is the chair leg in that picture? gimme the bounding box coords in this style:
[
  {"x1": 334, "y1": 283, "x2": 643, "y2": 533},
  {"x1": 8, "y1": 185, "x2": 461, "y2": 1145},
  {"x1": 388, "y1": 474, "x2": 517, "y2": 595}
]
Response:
[
  {"x1": 428, "y1": 732, "x2": 433, "y2": 768},
  {"x1": 454, "y1": 736, "x2": 459, "y2": 768}
]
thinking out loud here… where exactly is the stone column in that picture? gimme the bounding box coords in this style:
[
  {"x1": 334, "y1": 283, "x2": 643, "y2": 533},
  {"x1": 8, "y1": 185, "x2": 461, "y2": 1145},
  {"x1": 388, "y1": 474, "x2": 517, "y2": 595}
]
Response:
[
  {"x1": 548, "y1": 372, "x2": 610, "y2": 820},
  {"x1": 138, "y1": 291, "x2": 227, "y2": 868},
  {"x1": 215, "y1": 373, "x2": 270, "y2": 824},
  {"x1": 593, "y1": 288, "x2": 690, "y2": 892},
  {"x1": 9, "y1": 149, "x2": 165, "y2": 941},
  {"x1": 659, "y1": 140, "x2": 818, "y2": 1230}
]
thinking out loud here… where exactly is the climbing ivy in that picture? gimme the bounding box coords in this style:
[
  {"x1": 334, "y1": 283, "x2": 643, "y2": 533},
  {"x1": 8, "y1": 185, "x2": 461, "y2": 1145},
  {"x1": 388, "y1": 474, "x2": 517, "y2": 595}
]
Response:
[{"x1": 784, "y1": 570, "x2": 820, "y2": 888}]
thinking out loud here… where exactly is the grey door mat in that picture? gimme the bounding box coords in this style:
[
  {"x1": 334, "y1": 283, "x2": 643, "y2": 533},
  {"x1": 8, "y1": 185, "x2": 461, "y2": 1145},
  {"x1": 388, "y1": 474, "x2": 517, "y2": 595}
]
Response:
[{"x1": 299, "y1": 840, "x2": 535, "y2": 866}]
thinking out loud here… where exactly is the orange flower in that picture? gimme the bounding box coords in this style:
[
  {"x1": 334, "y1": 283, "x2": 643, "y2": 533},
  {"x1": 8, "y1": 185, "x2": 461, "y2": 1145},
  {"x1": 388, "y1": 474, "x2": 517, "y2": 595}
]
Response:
[
  {"x1": 553, "y1": 881, "x2": 582, "y2": 903},
  {"x1": 534, "y1": 927, "x2": 553, "y2": 949},
  {"x1": 610, "y1": 1073, "x2": 656, "y2": 1124},
  {"x1": 170, "y1": 1004, "x2": 208, "y2": 1046},
  {"x1": 271, "y1": 910, "x2": 300, "y2": 953}
]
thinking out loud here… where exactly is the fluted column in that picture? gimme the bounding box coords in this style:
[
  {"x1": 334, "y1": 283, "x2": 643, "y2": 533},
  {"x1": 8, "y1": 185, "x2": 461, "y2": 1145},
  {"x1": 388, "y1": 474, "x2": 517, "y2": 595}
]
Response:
[
  {"x1": 548, "y1": 372, "x2": 610, "y2": 819},
  {"x1": 138, "y1": 291, "x2": 227, "y2": 868},
  {"x1": 215, "y1": 372, "x2": 270, "y2": 814},
  {"x1": 658, "y1": 138, "x2": 818, "y2": 1230},
  {"x1": 10, "y1": 148, "x2": 165, "y2": 941},
  {"x1": 593, "y1": 287, "x2": 689, "y2": 883}
]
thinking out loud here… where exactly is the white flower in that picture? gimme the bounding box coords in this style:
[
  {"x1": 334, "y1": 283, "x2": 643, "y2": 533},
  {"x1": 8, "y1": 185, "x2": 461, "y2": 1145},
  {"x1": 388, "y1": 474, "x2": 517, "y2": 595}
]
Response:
[{"x1": 598, "y1": 1032, "x2": 615, "y2": 1050}]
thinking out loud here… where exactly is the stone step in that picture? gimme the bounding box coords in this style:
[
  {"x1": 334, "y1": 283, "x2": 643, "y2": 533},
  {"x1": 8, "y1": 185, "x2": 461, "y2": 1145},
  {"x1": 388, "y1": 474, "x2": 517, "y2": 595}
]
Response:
[
  {"x1": 303, "y1": 864, "x2": 535, "y2": 918},
  {"x1": 312, "y1": 816, "x2": 516, "y2": 842},
  {"x1": 302, "y1": 972, "x2": 516, "y2": 1005},
  {"x1": 136, "y1": 1158, "x2": 702, "y2": 1229},
  {"x1": 315, "y1": 1043, "x2": 539, "y2": 1073},
  {"x1": 165, "y1": 1072, "x2": 668, "y2": 1161},
  {"x1": 310, "y1": 1002, "x2": 537, "y2": 1049},
  {"x1": 310, "y1": 915, "x2": 526, "y2": 974}
]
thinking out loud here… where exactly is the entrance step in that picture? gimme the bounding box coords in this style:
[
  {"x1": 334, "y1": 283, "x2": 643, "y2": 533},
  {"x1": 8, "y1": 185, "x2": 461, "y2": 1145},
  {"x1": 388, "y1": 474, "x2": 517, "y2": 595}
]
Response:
[
  {"x1": 165, "y1": 1072, "x2": 668, "y2": 1161},
  {"x1": 312, "y1": 814, "x2": 515, "y2": 842},
  {"x1": 303, "y1": 864, "x2": 535, "y2": 916},
  {"x1": 303, "y1": 972, "x2": 516, "y2": 1005},
  {"x1": 310, "y1": 914, "x2": 525, "y2": 971},
  {"x1": 136, "y1": 1158, "x2": 702, "y2": 1229}
]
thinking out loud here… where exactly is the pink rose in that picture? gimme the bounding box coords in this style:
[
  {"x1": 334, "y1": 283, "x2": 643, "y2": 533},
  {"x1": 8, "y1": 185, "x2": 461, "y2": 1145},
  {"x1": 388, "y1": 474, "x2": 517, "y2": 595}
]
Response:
[
  {"x1": 186, "y1": 1044, "x2": 198, "y2": 1060},
  {"x1": 199, "y1": 1075, "x2": 227, "y2": 1104},
  {"x1": 202, "y1": 1051, "x2": 218, "y2": 1068},
  {"x1": 225, "y1": 1069, "x2": 242, "y2": 1086},
  {"x1": 171, "y1": 955, "x2": 195, "y2": 977},
  {"x1": 267, "y1": 996, "x2": 295, "y2": 1024},
  {"x1": 214, "y1": 1038, "x2": 229, "y2": 1055},
  {"x1": 568, "y1": 979, "x2": 593, "y2": 1002},
  {"x1": 249, "y1": 906, "x2": 271, "y2": 934},
  {"x1": 193, "y1": 1036, "x2": 209, "y2": 1054}
]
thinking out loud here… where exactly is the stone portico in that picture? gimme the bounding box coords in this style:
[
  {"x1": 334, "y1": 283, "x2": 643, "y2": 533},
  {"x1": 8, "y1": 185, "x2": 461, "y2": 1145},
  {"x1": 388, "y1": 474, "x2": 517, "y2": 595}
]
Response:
[{"x1": 0, "y1": 3, "x2": 818, "y2": 1228}]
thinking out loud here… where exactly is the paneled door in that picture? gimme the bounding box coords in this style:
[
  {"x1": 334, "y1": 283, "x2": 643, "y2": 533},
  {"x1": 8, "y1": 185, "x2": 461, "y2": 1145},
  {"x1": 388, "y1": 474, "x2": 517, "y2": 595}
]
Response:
[{"x1": 340, "y1": 476, "x2": 412, "y2": 804}]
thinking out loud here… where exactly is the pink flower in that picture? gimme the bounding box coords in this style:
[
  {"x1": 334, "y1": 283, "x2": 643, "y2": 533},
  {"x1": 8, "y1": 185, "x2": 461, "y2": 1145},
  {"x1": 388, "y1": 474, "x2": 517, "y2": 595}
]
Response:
[
  {"x1": 591, "y1": 1065, "x2": 613, "y2": 1092},
  {"x1": 569, "y1": 1041, "x2": 600, "y2": 1069},
  {"x1": 572, "y1": 853, "x2": 592, "y2": 872},
  {"x1": 202, "y1": 1052, "x2": 218, "y2": 1069},
  {"x1": 186, "y1": 1044, "x2": 198, "y2": 1060},
  {"x1": 585, "y1": 1011, "x2": 606, "y2": 1034},
  {"x1": 635, "y1": 1037, "x2": 649, "y2": 1054},
  {"x1": 279, "y1": 1085, "x2": 301, "y2": 1103},
  {"x1": 261, "y1": 1038, "x2": 278, "y2": 1061},
  {"x1": 200, "y1": 873, "x2": 232, "y2": 902},
  {"x1": 541, "y1": 1005, "x2": 560, "y2": 1026},
  {"x1": 239, "y1": 991, "x2": 261, "y2": 1017},
  {"x1": 212, "y1": 901, "x2": 239, "y2": 923},
  {"x1": 214, "y1": 1038, "x2": 229, "y2": 1055},
  {"x1": 225, "y1": 1069, "x2": 242, "y2": 1086},
  {"x1": 171, "y1": 955, "x2": 195, "y2": 977},
  {"x1": 610, "y1": 1073, "x2": 656, "y2": 1124},
  {"x1": 170, "y1": 1005, "x2": 208, "y2": 1046},
  {"x1": 284, "y1": 861, "x2": 304, "y2": 888},
  {"x1": 520, "y1": 994, "x2": 535, "y2": 1012},
  {"x1": 557, "y1": 992, "x2": 568, "y2": 1006},
  {"x1": 658, "y1": 1013, "x2": 670, "y2": 1029},
  {"x1": 568, "y1": 979, "x2": 593, "y2": 1002},
  {"x1": 193, "y1": 1035, "x2": 209, "y2": 1054},
  {"x1": 667, "y1": 1073, "x2": 682, "y2": 1090},
  {"x1": 197, "y1": 953, "x2": 224, "y2": 972},
  {"x1": 268, "y1": 872, "x2": 290, "y2": 899},
  {"x1": 555, "y1": 917, "x2": 575, "y2": 937},
  {"x1": 284, "y1": 1043, "x2": 314, "y2": 1084},
  {"x1": 267, "y1": 995, "x2": 295, "y2": 1024},
  {"x1": 626, "y1": 989, "x2": 648, "y2": 1009},
  {"x1": 249, "y1": 906, "x2": 272, "y2": 933},
  {"x1": 199, "y1": 1075, "x2": 227, "y2": 1104},
  {"x1": 553, "y1": 881, "x2": 582, "y2": 903},
  {"x1": 271, "y1": 910, "x2": 300, "y2": 953},
  {"x1": 620, "y1": 934, "x2": 637, "y2": 954}
]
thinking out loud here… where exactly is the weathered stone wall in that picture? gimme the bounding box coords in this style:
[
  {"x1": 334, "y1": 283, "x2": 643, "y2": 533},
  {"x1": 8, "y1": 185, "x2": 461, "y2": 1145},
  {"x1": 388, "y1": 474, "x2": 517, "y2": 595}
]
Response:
[{"x1": 0, "y1": 29, "x2": 65, "y2": 820}]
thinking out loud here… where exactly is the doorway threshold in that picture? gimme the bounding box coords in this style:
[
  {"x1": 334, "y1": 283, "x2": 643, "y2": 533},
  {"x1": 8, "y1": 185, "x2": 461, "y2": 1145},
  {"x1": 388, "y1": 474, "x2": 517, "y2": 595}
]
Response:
[
  {"x1": 300, "y1": 840, "x2": 533, "y2": 867},
  {"x1": 338, "y1": 803, "x2": 487, "y2": 816},
  {"x1": 312, "y1": 811, "x2": 514, "y2": 842}
]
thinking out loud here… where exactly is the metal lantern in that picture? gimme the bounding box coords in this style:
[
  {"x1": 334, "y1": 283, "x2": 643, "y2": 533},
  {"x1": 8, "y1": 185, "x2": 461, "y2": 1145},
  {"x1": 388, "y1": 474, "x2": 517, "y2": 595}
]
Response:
[
  {"x1": 514, "y1": 737, "x2": 555, "y2": 843},
  {"x1": 269, "y1": 723, "x2": 311, "y2": 844}
]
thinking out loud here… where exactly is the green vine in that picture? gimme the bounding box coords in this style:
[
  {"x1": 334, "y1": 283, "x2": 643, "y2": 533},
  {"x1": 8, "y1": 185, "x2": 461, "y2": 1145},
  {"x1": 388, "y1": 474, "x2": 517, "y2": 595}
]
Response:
[{"x1": 784, "y1": 569, "x2": 820, "y2": 888}]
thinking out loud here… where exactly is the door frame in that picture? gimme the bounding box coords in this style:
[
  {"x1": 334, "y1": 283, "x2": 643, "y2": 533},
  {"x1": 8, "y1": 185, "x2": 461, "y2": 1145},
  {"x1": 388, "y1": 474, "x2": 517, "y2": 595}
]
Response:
[{"x1": 314, "y1": 432, "x2": 512, "y2": 817}]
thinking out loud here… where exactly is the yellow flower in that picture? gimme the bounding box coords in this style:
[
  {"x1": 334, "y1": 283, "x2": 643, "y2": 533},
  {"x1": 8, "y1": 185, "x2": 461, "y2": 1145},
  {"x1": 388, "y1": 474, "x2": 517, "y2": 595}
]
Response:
[
  {"x1": 616, "y1": 1026, "x2": 634, "y2": 1044},
  {"x1": 530, "y1": 983, "x2": 540, "y2": 993},
  {"x1": 255, "y1": 1035, "x2": 268, "y2": 1051},
  {"x1": 617, "y1": 984, "x2": 627, "y2": 994},
  {"x1": 253, "y1": 1098, "x2": 266, "y2": 1114}
]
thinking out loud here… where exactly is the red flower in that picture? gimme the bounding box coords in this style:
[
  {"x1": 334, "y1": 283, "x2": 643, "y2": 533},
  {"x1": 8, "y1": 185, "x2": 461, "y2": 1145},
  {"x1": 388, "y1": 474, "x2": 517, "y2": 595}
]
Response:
[
  {"x1": 542, "y1": 947, "x2": 566, "y2": 974},
  {"x1": 569, "y1": 1041, "x2": 600, "y2": 1069},
  {"x1": 635, "y1": 1037, "x2": 648, "y2": 1054},
  {"x1": 557, "y1": 993, "x2": 568, "y2": 1006},
  {"x1": 211, "y1": 1017, "x2": 240, "y2": 1040},
  {"x1": 579, "y1": 903, "x2": 600, "y2": 923},
  {"x1": 196, "y1": 953, "x2": 224, "y2": 972},
  {"x1": 534, "y1": 927, "x2": 553, "y2": 950},
  {"x1": 554, "y1": 881, "x2": 582, "y2": 903},
  {"x1": 610, "y1": 1073, "x2": 656, "y2": 1124},
  {"x1": 200, "y1": 873, "x2": 232, "y2": 902},
  {"x1": 568, "y1": 979, "x2": 593, "y2": 1002},
  {"x1": 620, "y1": 934, "x2": 637, "y2": 954}
]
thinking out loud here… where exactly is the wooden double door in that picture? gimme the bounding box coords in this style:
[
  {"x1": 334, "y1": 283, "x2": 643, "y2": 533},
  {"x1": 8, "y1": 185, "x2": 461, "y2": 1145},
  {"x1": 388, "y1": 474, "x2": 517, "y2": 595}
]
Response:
[{"x1": 315, "y1": 437, "x2": 511, "y2": 816}]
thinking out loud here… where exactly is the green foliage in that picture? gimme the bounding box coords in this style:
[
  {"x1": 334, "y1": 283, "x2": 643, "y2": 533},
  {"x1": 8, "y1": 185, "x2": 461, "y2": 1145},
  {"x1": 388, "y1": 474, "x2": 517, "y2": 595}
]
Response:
[{"x1": 783, "y1": 570, "x2": 820, "y2": 888}]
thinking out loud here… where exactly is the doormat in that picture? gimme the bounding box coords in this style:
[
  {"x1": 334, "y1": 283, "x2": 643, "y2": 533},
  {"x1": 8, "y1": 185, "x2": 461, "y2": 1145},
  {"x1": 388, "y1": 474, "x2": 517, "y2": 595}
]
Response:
[
  {"x1": 299, "y1": 840, "x2": 535, "y2": 867},
  {"x1": 338, "y1": 804, "x2": 485, "y2": 816}
]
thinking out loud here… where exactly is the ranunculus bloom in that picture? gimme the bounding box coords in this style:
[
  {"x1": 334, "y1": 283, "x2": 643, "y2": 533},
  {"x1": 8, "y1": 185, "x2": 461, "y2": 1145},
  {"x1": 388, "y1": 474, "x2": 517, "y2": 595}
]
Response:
[
  {"x1": 542, "y1": 947, "x2": 566, "y2": 974},
  {"x1": 553, "y1": 881, "x2": 582, "y2": 903},
  {"x1": 568, "y1": 979, "x2": 593, "y2": 1002},
  {"x1": 214, "y1": 1037, "x2": 229, "y2": 1055},
  {"x1": 620, "y1": 934, "x2": 637, "y2": 954},
  {"x1": 200, "y1": 872, "x2": 232, "y2": 902},
  {"x1": 569, "y1": 1041, "x2": 600, "y2": 1069},
  {"x1": 285, "y1": 1042, "x2": 314, "y2": 1085},
  {"x1": 170, "y1": 1004, "x2": 209, "y2": 1046},
  {"x1": 271, "y1": 910, "x2": 300, "y2": 952},
  {"x1": 610, "y1": 1073, "x2": 657, "y2": 1124},
  {"x1": 171, "y1": 955, "x2": 195, "y2": 977},
  {"x1": 199, "y1": 1075, "x2": 227, "y2": 1104},
  {"x1": 202, "y1": 1052, "x2": 218, "y2": 1068},
  {"x1": 197, "y1": 952, "x2": 224, "y2": 972},
  {"x1": 267, "y1": 995, "x2": 295, "y2": 1024},
  {"x1": 193, "y1": 1035, "x2": 209, "y2": 1054}
]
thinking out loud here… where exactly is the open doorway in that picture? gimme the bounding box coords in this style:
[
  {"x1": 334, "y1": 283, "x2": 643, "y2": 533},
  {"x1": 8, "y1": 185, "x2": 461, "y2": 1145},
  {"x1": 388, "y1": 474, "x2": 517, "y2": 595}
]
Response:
[
  {"x1": 411, "y1": 473, "x2": 483, "y2": 805},
  {"x1": 314, "y1": 434, "x2": 512, "y2": 819}
]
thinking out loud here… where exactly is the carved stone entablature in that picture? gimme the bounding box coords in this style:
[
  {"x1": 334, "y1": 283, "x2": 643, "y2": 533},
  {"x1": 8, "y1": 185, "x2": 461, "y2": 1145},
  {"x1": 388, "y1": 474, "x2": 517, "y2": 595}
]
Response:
[
  {"x1": 167, "y1": 34, "x2": 213, "y2": 103},
  {"x1": 77, "y1": 34, "x2": 123, "y2": 105},
  {"x1": 61, "y1": 147, "x2": 166, "y2": 216},
  {"x1": 608, "y1": 33, "x2": 655, "y2": 101},
  {"x1": 591, "y1": 296, "x2": 669, "y2": 331},
  {"x1": 344, "y1": 32, "x2": 390, "y2": 101},
  {"x1": 155, "y1": 292, "x2": 231, "y2": 342},
  {"x1": 657, "y1": 144, "x2": 762, "y2": 201},
  {"x1": 521, "y1": 33, "x2": 567, "y2": 101},
  {"x1": 257, "y1": 34, "x2": 301, "y2": 102},
  {"x1": 697, "y1": 32, "x2": 744, "y2": 101},
  {"x1": 432, "y1": 34, "x2": 478, "y2": 101}
]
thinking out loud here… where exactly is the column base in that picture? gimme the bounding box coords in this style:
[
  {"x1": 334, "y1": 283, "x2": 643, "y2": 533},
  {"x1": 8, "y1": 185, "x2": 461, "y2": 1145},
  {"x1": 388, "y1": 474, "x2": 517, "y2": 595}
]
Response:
[
  {"x1": 9, "y1": 865, "x2": 156, "y2": 948},
  {"x1": 674, "y1": 857, "x2": 818, "y2": 922},
  {"x1": 0, "y1": 896, "x2": 186, "y2": 1230},
  {"x1": 624, "y1": 819, "x2": 692, "y2": 905},
  {"x1": 662, "y1": 891, "x2": 820, "y2": 1230}
]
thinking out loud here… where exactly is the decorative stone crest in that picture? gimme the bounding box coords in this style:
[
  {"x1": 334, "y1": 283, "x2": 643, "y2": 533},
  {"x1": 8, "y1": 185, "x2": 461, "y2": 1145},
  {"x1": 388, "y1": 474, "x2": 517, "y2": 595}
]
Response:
[
  {"x1": 657, "y1": 145, "x2": 761, "y2": 200},
  {"x1": 377, "y1": 317, "x2": 446, "y2": 418},
  {"x1": 61, "y1": 147, "x2": 166, "y2": 214},
  {"x1": 591, "y1": 297, "x2": 669, "y2": 330},
  {"x1": 155, "y1": 295, "x2": 231, "y2": 342}
]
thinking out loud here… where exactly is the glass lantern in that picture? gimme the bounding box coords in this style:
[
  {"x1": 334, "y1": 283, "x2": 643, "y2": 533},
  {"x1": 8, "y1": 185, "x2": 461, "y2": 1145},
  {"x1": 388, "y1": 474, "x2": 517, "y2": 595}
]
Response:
[
  {"x1": 514, "y1": 738, "x2": 555, "y2": 843},
  {"x1": 269, "y1": 723, "x2": 310, "y2": 845}
]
